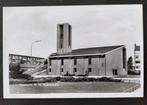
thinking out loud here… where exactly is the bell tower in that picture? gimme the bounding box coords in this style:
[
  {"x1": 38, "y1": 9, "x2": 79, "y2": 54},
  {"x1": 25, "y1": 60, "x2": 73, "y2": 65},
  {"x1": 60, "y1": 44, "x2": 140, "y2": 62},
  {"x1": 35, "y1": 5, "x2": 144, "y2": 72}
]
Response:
[{"x1": 57, "y1": 23, "x2": 72, "y2": 54}]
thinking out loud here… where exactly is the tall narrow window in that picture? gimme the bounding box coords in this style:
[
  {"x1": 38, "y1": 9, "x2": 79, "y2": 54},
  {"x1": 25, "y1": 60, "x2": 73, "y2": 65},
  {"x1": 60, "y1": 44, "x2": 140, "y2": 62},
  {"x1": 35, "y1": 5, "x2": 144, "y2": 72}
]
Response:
[
  {"x1": 60, "y1": 25, "x2": 64, "y2": 48},
  {"x1": 113, "y1": 69, "x2": 118, "y2": 75},
  {"x1": 49, "y1": 68, "x2": 51, "y2": 72},
  {"x1": 60, "y1": 34, "x2": 63, "y2": 48},
  {"x1": 61, "y1": 68, "x2": 64, "y2": 72},
  {"x1": 68, "y1": 25, "x2": 71, "y2": 47},
  {"x1": 123, "y1": 48, "x2": 126, "y2": 69},
  {"x1": 88, "y1": 68, "x2": 92, "y2": 72},
  {"x1": 61, "y1": 59, "x2": 64, "y2": 65},
  {"x1": 88, "y1": 57, "x2": 91, "y2": 65},
  {"x1": 74, "y1": 58, "x2": 77, "y2": 65},
  {"x1": 49, "y1": 59, "x2": 51, "y2": 66},
  {"x1": 74, "y1": 68, "x2": 77, "y2": 72}
]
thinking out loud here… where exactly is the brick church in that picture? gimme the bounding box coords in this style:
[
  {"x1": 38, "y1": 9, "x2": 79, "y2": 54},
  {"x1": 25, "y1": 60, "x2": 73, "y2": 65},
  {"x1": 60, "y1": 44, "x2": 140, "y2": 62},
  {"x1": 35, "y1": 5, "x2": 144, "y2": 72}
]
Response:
[{"x1": 47, "y1": 23, "x2": 127, "y2": 77}]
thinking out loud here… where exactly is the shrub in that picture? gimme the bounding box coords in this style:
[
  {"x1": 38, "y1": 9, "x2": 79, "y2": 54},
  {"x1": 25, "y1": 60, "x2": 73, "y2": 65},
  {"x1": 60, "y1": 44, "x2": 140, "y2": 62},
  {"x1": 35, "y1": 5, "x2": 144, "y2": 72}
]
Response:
[
  {"x1": 9, "y1": 62, "x2": 32, "y2": 80},
  {"x1": 128, "y1": 70, "x2": 140, "y2": 75},
  {"x1": 77, "y1": 74, "x2": 87, "y2": 76},
  {"x1": 55, "y1": 77, "x2": 61, "y2": 81},
  {"x1": 60, "y1": 77, "x2": 74, "y2": 82},
  {"x1": 99, "y1": 77, "x2": 121, "y2": 82},
  {"x1": 59, "y1": 77, "x2": 121, "y2": 82}
]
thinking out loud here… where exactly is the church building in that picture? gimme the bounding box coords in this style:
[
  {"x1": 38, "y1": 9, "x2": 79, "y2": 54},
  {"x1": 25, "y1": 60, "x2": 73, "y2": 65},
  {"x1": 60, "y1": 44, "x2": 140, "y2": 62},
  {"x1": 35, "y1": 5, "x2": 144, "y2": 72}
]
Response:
[{"x1": 47, "y1": 23, "x2": 127, "y2": 77}]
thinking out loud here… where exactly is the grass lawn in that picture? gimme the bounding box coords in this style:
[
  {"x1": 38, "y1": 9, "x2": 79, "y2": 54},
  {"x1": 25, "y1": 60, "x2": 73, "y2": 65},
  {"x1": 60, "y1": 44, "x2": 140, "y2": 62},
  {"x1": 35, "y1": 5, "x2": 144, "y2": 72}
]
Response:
[{"x1": 10, "y1": 81, "x2": 140, "y2": 94}]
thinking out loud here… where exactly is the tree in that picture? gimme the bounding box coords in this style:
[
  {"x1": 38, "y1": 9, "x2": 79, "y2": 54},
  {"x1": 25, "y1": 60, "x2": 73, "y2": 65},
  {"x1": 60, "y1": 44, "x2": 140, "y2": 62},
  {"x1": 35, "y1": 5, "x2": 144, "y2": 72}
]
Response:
[
  {"x1": 44, "y1": 59, "x2": 48, "y2": 65},
  {"x1": 127, "y1": 56, "x2": 133, "y2": 71},
  {"x1": 9, "y1": 62, "x2": 31, "y2": 79}
]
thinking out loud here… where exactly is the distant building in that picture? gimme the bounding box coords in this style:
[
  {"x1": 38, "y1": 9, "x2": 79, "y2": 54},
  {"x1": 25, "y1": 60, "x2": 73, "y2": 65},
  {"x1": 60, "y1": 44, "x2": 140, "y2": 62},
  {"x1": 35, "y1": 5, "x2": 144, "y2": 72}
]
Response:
[
  {"x1": 47, "y1": 23, "x2": 127, "y2": 77},
  {"x1": 134, "y1": 44, "x2": 141, "y2": 73},
  {"x1": 9, "y1": 54, "x2": 45, "y2": 65}
]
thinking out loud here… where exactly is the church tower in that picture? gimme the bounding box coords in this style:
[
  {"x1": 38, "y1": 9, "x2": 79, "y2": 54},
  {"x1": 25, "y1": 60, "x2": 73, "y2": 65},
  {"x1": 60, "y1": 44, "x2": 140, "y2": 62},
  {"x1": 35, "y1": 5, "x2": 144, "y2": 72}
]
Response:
[{"x1": 57, "y1": 23, "x2": 72, "y2": 54}]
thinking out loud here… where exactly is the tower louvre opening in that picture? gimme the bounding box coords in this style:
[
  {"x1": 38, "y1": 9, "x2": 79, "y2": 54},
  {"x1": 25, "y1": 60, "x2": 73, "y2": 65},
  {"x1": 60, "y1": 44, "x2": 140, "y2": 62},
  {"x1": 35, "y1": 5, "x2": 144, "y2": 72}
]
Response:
[{"x1": 57, "y1": 23, "x2": 72, "y2": 54}]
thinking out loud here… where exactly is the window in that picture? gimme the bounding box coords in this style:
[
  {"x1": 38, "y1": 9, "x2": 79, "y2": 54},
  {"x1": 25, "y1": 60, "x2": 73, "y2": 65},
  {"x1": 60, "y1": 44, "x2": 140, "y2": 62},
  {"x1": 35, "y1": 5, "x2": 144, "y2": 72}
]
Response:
[
  {"x1": 60, "y1": 25, "x2": 64, "y2": 48},
  {"x1": 88, "y1": 68, "x2": 92, "y2": 72},
  {"x1": 49, "y1": 60, "x2": 51, "y2": 66},
  {"x1": 74, "y1": 68, "x2": 77, "y2": 72},
  {"x1": 49, "y1": 68, "x2": 51, "y2": 72},
  {"x1": 135, "y1": 61, "x2": 140, "y2": 63},
  {"x1": 60, "y1": 34, "x2": 63, "y2": 48},
  {"x1": 61, "y1": 68, "x2": 63, "y2": 72},
  {"x1": 68, "y1": 25, "x2": 71, "y2": 47},
  {"x1": 61, "y1": 59, "x2": 64, "y2": 65},
  {"x1": 74, "y1": 59, "x2": 77, "y2": 65},
  {"x1": 123, "y1": 47, "x2": 126, "y2": 69},
  {"x1": 136, "y1": 56, "x2": 139, "y2": 59},
  {"x1": 113, "y1": 69, "x2": 118, "y2": 75},
  {"x1": 88, "y1": 57, "x2": 91, "y2": 65}
]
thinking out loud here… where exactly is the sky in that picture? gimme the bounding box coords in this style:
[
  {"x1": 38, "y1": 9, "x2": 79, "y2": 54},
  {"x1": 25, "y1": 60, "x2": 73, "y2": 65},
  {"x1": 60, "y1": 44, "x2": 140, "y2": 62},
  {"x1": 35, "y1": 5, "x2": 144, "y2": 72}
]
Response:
[{"x1": 3, "y1": 5, "x2": 143, "y2": 58}]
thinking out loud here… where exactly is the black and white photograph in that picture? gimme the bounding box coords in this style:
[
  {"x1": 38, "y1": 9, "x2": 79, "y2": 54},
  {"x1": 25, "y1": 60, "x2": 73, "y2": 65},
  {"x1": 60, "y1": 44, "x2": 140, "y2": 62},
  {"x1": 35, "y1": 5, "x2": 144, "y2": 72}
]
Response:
[{"x1": 3, "y1": 5, "x2": 143, "y2": 98}]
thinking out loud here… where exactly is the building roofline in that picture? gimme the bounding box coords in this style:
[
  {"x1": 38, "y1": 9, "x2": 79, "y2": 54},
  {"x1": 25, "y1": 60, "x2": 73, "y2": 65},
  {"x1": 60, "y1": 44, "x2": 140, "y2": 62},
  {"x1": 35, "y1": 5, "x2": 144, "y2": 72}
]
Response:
[
  {"x1": 104, "y1": 45, "x2": 125, "y2": 55},
  {"x1": 49, "y1": 45, "x2": 125, "y2": 58},
  {"x1": 9, "y1": 53, "x2": 45, "y2": 59},
  {"x1": 49, "y1": 53, "x2": 105, "y2": 58},
  {"x1": 71, "y1": 45, "x2": 124, "y2": 51}
]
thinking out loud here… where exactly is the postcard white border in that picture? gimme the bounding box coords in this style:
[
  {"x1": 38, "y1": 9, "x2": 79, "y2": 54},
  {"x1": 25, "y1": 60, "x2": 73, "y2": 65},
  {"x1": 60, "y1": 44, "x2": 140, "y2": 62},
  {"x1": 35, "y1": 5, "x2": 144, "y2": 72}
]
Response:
[{"x1": 3, "y1": 4, "x2": 144, "y2": 98}]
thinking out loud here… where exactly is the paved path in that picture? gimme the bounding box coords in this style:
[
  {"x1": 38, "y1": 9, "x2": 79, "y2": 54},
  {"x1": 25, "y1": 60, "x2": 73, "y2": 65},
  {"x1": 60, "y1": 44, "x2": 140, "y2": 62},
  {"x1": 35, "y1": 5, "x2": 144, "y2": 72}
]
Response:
[{"x1": 113, "y1": 77, "x2": 140, "y2": 83}]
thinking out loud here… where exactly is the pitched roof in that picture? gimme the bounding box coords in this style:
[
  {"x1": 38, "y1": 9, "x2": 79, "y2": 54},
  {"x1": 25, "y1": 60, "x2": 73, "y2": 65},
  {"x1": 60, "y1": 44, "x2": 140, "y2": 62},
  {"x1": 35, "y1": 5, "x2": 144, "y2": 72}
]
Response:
[{"x1": 50, "y1": 45, "x2": 124, "y2": 57}]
